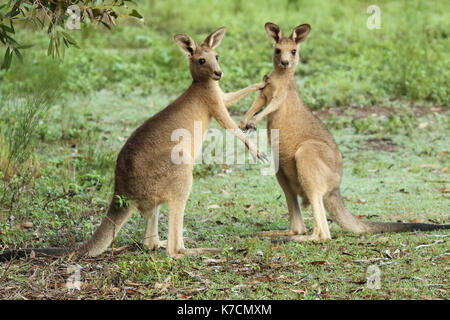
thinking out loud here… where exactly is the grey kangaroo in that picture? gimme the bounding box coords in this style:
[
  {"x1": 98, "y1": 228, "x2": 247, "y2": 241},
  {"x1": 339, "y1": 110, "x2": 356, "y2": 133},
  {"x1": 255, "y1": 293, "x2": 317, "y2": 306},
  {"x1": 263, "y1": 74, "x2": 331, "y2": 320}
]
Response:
[
  {"x1": 0, "y1": 27, "x2": 267, "y2": 261},
  {"x1": 239, "y1": 22, "x2": 449, "y2": 242}
]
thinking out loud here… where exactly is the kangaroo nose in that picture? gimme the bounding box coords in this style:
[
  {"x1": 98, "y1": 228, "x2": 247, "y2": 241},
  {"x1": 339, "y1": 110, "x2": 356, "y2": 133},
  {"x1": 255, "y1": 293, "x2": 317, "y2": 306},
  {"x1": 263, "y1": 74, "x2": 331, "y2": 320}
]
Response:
[
  {"x1": 281, "y1": 60, "x2": 289, "y2": 66},
  {"x1": 214, "y1": 71, "x2": 222, "y2": 77}
]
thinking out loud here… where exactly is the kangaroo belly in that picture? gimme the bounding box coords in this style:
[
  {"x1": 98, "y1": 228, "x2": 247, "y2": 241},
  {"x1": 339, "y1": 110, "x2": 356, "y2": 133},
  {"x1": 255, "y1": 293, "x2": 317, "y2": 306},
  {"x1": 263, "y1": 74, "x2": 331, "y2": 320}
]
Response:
[
  {"x1": 267, "y1": 106, "x2": 298, "y2": 162},
  {"x1": 115, "y1": 106, "x2": 211, "y2": 203}
]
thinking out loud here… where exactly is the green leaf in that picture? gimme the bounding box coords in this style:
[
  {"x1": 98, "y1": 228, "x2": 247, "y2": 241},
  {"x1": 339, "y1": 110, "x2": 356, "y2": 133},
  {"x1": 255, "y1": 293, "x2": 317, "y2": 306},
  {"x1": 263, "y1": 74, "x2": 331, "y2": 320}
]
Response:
[
  {"x1": 47, "y1": 38, "x2": 53, "y2": 57},
  {"x1": 2, "y1": 47, "x2": 12, "y2": 69},
  {"x1": 17, "y1": 44, "x2": 34, "y2": 50},
  {"x1": 55, "y1": 36, "x2": 60, "y2": 57},
  {"x1": 5, "y1": 7, "x2": 20, "y2": 18},
  {"x1": 35, "y1": 17, "x2": 44, "y2": 28},
  {"x1": 129, "y1": 9, "x2": 144, "y2": 20},
  {"x1": 61, "y1": 39, "x2": 65, "y2": 58},
  {"x1": 1, "y1": 23, "x2": 14, "y2": 34},
  {"x1": 13, "y1": 48, "x2": 22, "y2": 63},
  {"x1": 99, "y1": 21, "x2": 111, "y2": 30},
  {"x1": 61, "y1": 31, "x2": 79, "y2": 48},
  {"x1": 22, "y1": 3, "x2": 36, "y2": 10}
]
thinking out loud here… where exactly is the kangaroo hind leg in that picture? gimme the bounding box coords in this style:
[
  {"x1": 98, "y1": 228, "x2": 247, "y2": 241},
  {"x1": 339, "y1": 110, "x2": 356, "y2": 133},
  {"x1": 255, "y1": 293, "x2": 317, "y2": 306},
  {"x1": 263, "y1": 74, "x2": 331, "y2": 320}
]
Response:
[
  {"x1": 166, "y1": 197, "x2": 221, "y2": 258},
  {"x1": 141, "y1": 205, "x2": 167, "y2": 250},
  {"x1": 255, "y1": 170, "x2": 307, "y2": 238},
  {"x1": 286, "y1": 142, "x2": 336, "y2": 242},
  {"x1": 166, "y1": 173, "x2": 221, "y2": 258}
]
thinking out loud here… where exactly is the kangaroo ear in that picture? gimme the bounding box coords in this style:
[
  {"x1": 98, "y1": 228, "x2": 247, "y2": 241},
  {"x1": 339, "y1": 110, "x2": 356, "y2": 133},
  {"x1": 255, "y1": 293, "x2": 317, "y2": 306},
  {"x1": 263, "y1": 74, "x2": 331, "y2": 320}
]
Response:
[
  {"x1": 174, "y1": 34, "x2": 197, "y2": 56},
  {"x1": 291, "y1": 24, "x2": 311, "y2": 44},
  {"x1": 265, "y1": 22, "x2": 283, "y2": 43},
  {"x1": 202, "y1": 27, "x2": 227, "y2": 49}
]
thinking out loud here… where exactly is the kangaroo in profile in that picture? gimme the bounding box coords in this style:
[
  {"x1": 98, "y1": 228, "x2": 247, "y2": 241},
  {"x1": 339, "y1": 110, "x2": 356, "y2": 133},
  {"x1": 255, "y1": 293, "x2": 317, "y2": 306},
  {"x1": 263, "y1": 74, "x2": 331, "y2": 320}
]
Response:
[
  {"x1": 239, "y1": 22, "x2": 449, "y2": 241},
  {"x1": 0, "y1": 27, "x2": 267, "y2": 261}
]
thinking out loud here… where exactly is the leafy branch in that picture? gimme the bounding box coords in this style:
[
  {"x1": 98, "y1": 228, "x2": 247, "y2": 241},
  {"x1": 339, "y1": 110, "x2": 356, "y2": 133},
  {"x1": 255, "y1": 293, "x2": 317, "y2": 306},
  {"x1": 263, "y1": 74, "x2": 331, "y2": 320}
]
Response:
[{"x1": 0, "y1": 0, "x2": 143, "y2": 69}]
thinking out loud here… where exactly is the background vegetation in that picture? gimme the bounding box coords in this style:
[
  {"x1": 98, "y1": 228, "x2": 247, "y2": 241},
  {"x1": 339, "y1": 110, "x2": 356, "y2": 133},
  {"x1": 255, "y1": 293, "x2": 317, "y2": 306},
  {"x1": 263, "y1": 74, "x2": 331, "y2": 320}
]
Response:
[{"x1": 0, "y1": 0, "x2": 448, "y2": 299}]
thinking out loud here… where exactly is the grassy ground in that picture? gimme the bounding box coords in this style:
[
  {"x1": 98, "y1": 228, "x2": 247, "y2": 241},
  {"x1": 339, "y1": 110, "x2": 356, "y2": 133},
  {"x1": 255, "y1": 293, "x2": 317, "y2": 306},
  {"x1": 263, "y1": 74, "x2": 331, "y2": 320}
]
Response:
[
  {"x1": 0, "y1": 102, "x2": 448, "y2": 299},
  {"x1": 0, "y1": 0, "x2": 449, "y2": 300}
]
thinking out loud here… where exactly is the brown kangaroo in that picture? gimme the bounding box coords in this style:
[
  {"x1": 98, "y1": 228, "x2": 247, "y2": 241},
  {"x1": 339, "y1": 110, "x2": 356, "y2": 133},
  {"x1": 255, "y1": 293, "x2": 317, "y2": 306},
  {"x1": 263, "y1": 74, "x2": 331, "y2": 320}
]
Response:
[
  {"x1": 0, "y1": 27, "x2": 266, "y2": 261},
  {"x1": 239, "y1": 22, "x2": 449, "y2": 241}
]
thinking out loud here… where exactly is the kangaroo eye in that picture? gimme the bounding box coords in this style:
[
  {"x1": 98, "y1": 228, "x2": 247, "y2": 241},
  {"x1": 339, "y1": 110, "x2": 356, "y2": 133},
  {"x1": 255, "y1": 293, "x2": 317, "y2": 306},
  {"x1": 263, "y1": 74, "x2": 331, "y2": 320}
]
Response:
[
  {"x1": 275, "y1": 48, "x2": 281, "y2": 54},
  {"x1": 199, "y1": 58, "x2": 206, "y2": 65},
  {"x1": 216, "y1": 55, "x2": 219, "y2": 61},
  {"x1": 291, "y1": 49, "x2": 297, "y2": 55}
]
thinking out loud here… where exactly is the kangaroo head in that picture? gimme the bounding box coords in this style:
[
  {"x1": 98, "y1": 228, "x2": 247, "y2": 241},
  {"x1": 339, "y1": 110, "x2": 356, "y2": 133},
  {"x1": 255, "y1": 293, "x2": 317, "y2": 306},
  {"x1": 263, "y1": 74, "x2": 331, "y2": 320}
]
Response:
[
  {"x1": 265, "y1": 22, "x2": 311, "y2": 71},
  {"x1": 174, "y1": 27, "x2": 226, "y2": 82}
]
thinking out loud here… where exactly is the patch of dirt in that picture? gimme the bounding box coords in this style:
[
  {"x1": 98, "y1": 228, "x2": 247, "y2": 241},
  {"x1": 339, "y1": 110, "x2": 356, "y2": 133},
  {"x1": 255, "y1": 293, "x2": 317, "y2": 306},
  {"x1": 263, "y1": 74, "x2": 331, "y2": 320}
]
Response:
[
  {"x1": 366, "y1": 137, "x2": 397, "y2": 152},
  {"x1": 232, "y1": 105, "x2": 449, "y2": 120},
  {"x1": 315, "y1": 105, "x2": 450, "y2": 120}
]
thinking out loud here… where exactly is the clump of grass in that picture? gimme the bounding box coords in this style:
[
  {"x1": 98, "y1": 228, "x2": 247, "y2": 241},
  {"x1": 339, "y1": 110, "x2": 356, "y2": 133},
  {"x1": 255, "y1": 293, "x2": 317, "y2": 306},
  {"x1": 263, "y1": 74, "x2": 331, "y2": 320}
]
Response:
[
  {"x1": 352, "y1": 113, "x2": 417, "y2": 135},
  {"x1": 0, "y1": 93, "x2": 51, "y2": 212},
  {"x1": 0, "y1": 133, "x2": 11, "y2": 179}
]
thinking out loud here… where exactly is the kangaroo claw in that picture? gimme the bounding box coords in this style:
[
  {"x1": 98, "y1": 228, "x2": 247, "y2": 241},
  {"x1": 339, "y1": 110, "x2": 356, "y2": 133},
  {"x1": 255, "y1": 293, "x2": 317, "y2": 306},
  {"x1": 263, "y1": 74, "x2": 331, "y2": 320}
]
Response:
[
  {"x1": 258, "y1": 151, "x2": 268, "y2": 163},
  {"x1": 245, "y1": 123, "x2": 257, "y2": 132}
]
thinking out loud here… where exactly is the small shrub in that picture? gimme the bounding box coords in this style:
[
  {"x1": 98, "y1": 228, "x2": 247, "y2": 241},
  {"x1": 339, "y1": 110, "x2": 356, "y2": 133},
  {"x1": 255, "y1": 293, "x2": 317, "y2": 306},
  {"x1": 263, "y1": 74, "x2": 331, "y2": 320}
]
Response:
[{"x1": 0, "y1": 93, "x2": 51, "y2": 210}]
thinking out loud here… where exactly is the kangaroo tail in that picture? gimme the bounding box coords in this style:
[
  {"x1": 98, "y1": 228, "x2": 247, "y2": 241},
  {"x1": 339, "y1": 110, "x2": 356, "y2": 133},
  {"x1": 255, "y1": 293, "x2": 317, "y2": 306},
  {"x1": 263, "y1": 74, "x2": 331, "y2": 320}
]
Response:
[
  {"x1": 323, "y1": 189, "x2": 450, "y2": 233},
  {"x1": 77, "y1": 197, "x2": 132, "y2": 257},
  {"x1": 0, "y1": 198, "x2": 132, "y2": 262}
]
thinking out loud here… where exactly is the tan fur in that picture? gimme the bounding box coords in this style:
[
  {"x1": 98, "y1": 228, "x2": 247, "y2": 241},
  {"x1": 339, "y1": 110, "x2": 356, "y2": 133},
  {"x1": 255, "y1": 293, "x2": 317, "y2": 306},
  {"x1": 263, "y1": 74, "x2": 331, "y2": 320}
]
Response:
[
  {"x1": 240, "y1": 22, "x2": 450, "y2": 241},
  {"x1": 0, "y1": 27, "x2": 266, "y2": 261}
]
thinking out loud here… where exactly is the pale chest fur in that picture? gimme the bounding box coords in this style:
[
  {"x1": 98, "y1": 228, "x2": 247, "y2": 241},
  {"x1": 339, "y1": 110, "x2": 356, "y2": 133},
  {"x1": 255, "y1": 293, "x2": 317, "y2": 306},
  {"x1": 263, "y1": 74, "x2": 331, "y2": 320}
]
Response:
[{"x1": 262, "y1": 78, "x2": 301, "y2": 162}]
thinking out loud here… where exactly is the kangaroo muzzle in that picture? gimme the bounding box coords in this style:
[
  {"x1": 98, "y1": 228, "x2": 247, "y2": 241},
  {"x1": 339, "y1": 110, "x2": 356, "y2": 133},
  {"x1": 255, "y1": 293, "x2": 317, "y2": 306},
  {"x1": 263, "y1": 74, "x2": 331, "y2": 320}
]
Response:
[{"x1": 213, "y1": 70, "x2": 223, "y2": 79}]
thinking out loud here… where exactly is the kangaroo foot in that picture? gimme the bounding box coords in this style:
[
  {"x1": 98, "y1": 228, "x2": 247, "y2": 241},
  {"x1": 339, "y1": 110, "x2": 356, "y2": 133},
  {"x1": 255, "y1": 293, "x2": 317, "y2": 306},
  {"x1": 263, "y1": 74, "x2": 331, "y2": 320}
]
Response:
[
  {"x1": 145, "y1": 237, "x2": 198, "y2": 251},
  {"x1": 169, "y1": 247, "x2": 222, "y2": 259},
  {"x1": 289, "y1": 234, "x2": 331, "y2": 242},
  {"x1": 143, "y1": 239, "x2": 167, "y2": 250},
  {"x1": 270, "y1": 234, "x2": 331, "y2": 244},
  {"x1": 254, "y1": 229, "x2": 307, "y2": 238}
]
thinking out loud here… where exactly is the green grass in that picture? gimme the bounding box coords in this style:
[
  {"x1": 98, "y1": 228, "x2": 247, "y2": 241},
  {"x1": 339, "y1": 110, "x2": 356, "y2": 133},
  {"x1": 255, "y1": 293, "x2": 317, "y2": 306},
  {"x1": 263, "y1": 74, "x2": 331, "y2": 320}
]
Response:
[
  {"x1": 1, "y1": 0, "x2": 449, "y2": 109},
  {"x1": 0, "y1": 99, "x2": 449, "y2": 299},
  {"x1": 0, "y1": 0, "x2": 449, "y2": 300}
]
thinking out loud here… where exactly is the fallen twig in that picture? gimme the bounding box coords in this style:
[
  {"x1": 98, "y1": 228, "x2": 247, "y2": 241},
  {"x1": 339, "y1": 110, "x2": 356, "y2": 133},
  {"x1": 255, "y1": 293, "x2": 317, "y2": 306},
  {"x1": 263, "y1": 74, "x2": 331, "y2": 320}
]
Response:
[{"x1": 415, "y1": 240, "x2": 444, "y2": 249}]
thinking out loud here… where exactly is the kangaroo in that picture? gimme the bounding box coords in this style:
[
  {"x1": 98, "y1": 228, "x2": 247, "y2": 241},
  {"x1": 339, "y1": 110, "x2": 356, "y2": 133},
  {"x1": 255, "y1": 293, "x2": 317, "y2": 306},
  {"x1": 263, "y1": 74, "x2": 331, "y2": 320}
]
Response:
[
  {"x1": 0, "y1": 27, "x2": 267, "y2": 261},
  {"x1": 239, "y1": 22, "x2": 449, "y2": 241}
]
